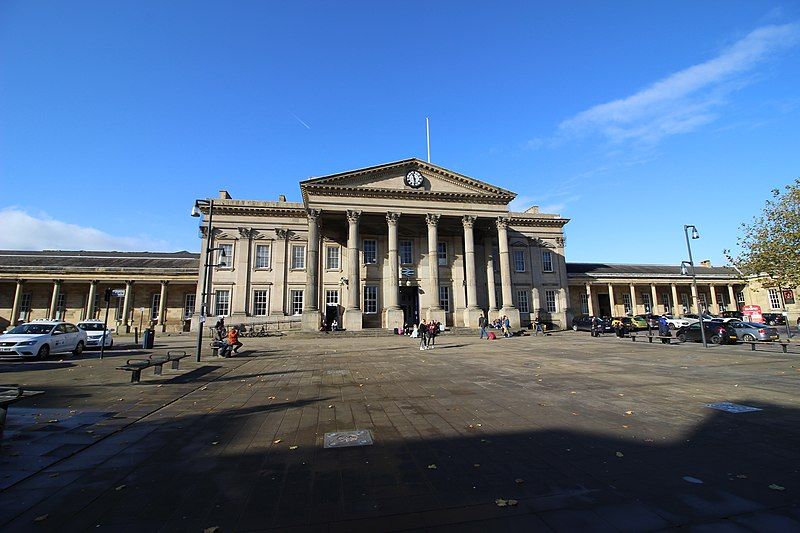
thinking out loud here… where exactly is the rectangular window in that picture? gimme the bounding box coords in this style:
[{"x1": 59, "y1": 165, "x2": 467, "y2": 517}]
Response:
[
  {"x1": 214, "y1": 290, "x2": 230, "y2": 316},
  {"x1": 737, "y1": 291, "x2": 746, "y2": 305},
  {"x1": 580, "y1": 293, "x2": 589, "y2": 314},
  {"x1": 681, "y1": 293, "x2": 690, "y2": 313},
  {"x1": 437, "y1": 242, "x2": 447, "y2": 266},
  {"x1": 326, "y1": 246, "x2": 340, "y2": 270},
  {"x1": 545, "y1": 290, "x2": 557, "y2": 313},
  {"x1": 255, "y1": 244, "x2": 271, "y2": 269},
  {"x1": 290, "y1": 290, "x2": 303, "y2": 315},
  {"x1": 517, "y1": 290, "x2": 530, "y2": 313},
  {"x1": 114, "y1": 295, "x2": 124, "y2": 321},
  {"x1": 698, "y1": 293, "x2": 708, "y2": 312},
  {"x1": 325, "y1": 289, "x2": 339, "y2": 306},
  {"x1": 513, "y1": 250, "x2": 525, "y2": 272},
  {"x1": 184, "y1": 293, "x2": 196, "y2": 319},
  {"x1": 717, "y1": 292, "x2": 727, "y2": 312},
  {"x1": 661, "y1": 293, "x2": 671, "y2": 313},
  {"x1": 20, "y1": 293, "x2": 32, "y2": 321},
  {"x1": 542, "y1": 250, "x2": 553, "y2": 272},
  {"x1": 438, "y1": 285, "x2": 450, "y2": 312},
  {"x1": 400, "y1": 240, "x2": 413, "y2": 264},
  {"x1": 218, "y1": 243, "x2": 233, "y2": 268},
  {"x1": 642, "y1": 293, "x2": 651, "y2": 313},
  {"x1": 363, "y1": 240, "x2": 377, "y2": 264},
  {"x1": 150, "y1": 293, "x2": 161, "y2": 321},
  {"x1": 768, "y1": 288, "x2": 782, "y2": 309},
  {"x1": 364, "y1": 286, "x2": 378, "y2": 314},
  {"x1": 55, "y1": 293, "x2": 66, "y2": 320},
  {"x1": 291, "y1": 245, "x2": 306, "y2": 270},
  {"x1": 622, "y1": 293, "x2": 632, "y2": 314},
  {"x1": 253, "y1": 290, "x2": 269, "y2": 316},
  {"x1": 92, "y1": 293, "x2": 101, "y2": 319}
]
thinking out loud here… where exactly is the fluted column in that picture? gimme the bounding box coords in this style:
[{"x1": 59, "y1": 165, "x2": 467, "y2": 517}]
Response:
[
  {"x1": 49, "y1": 280, "x2": 62, "y2": 320},
  {"x1": 426, "y1": 213, "x2": 441, "y2": 312},
  {"x1": 650, "y1": 284, "x2": 658, "y2": 314},
  {"x1": 86, "y1": 280, "x2": 98, "y2": 319},
  {"x1": 607, "y1": 283, "x2": 616, "y2": 316},
  {"x1": 386, "y1": 212, "x2": 401, "y2": 310},
  {"x1": 728, "y1": 284, "x2": 737, "y2": 310},
  {"x1": 10, "y1": 279, "x2": 24, "y2": 325},
  {"x1": 484, "y1": 237, "x2": 498, "y2": 313},
  {"x1": 671, "y1": 283, "x2": 679, "y2": 314},
  {"x1": 343, "y1": 210, "x2": 363, "y2": 331},
  {"x1": 122, "y1": 280, "x2": 134, "y2": 331},
  {"x1": 496, "y1": 217, "x2": 520, "y2": 327},
  {"x1": 629, "y1": 283, "x2": 636, "y2": 315},
  {"x1": 463, "y1": 216, "x2": 478, "y2": 309},
  {"x1": 304, "y1": 210, "x2": 321, "y2": 312},
  {"x1": 158, "y1": 281, "x2": 169, "y2": 330},
  {"x1": 586, "y1": 283, "x2": 595, "y2": 316}
]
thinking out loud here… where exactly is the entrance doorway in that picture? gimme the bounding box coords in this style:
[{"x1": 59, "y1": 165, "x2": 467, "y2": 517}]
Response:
[
  {"x1": 399, "y1": 286, "x2": 419, "y2": 325},
  {"x1": 325, "y1": 304, "x2": 340, "y2": 329},
  {"x1": 597, "y1": 294, "x2": 611, "y2": 317}
]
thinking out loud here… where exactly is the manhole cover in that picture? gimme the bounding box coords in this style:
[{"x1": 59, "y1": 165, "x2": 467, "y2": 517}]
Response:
[
  {"x1": 705, "y1": 402, "x2": 762, "y2": 413},
  {"x1": 323, "y1": 430, "x2": 373, "y2": 448}
]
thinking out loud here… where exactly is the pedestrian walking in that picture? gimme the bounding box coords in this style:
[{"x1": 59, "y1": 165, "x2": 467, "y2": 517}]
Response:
[
  {"x1": 478, "y1": 315, "x2": 488, "y2": 339},
  {"x1": 533, "y1": 316, "x2": 544, "y2": 336}
]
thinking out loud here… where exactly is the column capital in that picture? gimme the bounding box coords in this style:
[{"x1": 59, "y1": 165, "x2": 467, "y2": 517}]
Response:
[
  {"x1": 346, "y1": 210, "x2": 361, "y2": 223},
  {"x1": 53, "y1": 279, "x2": 64, "y2": 285},
  {"x1": 386, "y1": 211, "x2": 401, "y2": 225},
  {"x1": 495, "y1": 216, "x2": 510, "y2": 230},
  {"x1": 89, "y1": 279, "x2": 99, "y2": 285},
  {"x1": 306, "y1": 208, "x2": 322, "y2": 222},
  {"x1": 15, "y1": 278, "x2": 26, "y2": 285},
  {"x1": 275, "y1": 228, "x2": 289, "y2": 240},
  {"x1": 238, "y1": 226, "x2": 256, "y2": 239},
  {"x1": 425, "y1": 213, "x2": 440, "y2": 226},
  {"x1": 555, "y1": 236, "x2": 565, "y2": 247},
  {"x1": 160, "y1": 280, "x2": 170, "y2": 286},
  {"x1": 462, "y1": 215, "x2": 476, "y2": 228}
]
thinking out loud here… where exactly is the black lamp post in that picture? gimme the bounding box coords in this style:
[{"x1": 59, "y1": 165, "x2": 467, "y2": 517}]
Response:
[
  {"x1": 682, "y1": 224, "x2": 707, "y2": 348},
  {"x1": 191, "y1": 199, "x2": 226, "y2": 362}
]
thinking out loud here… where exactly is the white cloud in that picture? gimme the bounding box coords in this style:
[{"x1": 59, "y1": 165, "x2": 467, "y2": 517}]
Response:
[
  {"x1": 556, "y1": 23, "x2": 800, "y2": 144},
  {"x1": 0, "y1": 207, "x2": 172, "y2": 251}
]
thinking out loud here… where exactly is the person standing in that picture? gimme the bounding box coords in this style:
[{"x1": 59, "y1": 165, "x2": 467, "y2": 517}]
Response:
[
  {"x1": 503, "y1": 316, "x2": 511, "y2": 338},
  {"x1": 533, "y1": 315, "x2": 544, "y2": 336},
  {"x1": 419, "y1": 321, "x2": 428, "y2": 350},
  {"x1": 428, "y1": 321, "x2": 438, "y2": 349},
  {"x1": 479, "y1": 315, "x2": 488, "y2": 339}
]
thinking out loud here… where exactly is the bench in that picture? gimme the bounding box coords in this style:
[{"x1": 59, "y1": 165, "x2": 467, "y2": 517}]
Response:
[
  {"x1": 1, "y1": 386, "x2": 44, "y2": 438},
  {"x1": 630, "y1": 333, "x2": 680, "y2": 344},
  {"x1": 116, "y1": 350, "x2": 190, "y2": 383},
  {"x1": 746, "y1": 341, "x2": 791, "y2": 354}
]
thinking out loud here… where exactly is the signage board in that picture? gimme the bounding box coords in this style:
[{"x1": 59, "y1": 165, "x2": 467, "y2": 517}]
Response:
[
  {"x1": 783, "y1": 289, "x2": 795, "y2": 305},
  {"x1": 742, "y1": 304, "x2": 763, "y2": 323},
  {"x1": 111, "y1": 289, "x2": 126, "y2": 298}
]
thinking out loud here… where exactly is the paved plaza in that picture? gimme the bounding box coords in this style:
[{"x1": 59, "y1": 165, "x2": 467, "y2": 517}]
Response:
[{"x1": 1, "y1": 331, "x2": 800, "y2": 531}]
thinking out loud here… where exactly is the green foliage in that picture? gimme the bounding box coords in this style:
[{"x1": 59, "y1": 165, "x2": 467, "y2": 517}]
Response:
[{"x1": 725, "y1": 178, "x2": 800, "y2": 288}]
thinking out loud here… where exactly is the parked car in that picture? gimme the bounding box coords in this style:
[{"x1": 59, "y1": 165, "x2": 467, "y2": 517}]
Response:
[
  {"x1": 727, "y1": 321, "x2": 780, "y2": 342},
  {"x1": 676, "y1": 321, "x2": 738, "y2": 345},
  {"x1": 666, "y1": 316, "x2": 695, "y2": 329},
  {"x1": 0, "y1": 320, "x2": 87, "y2": 359},
  {"x1": 572, "y1": 315, "x2": 613, "y2": 333},
  {"x1": 720, "y1": 311, "x2": 743, "y2": 319},
  {"x1": 630, "y1": 315, "x2": 650, "y2": 330},
  {"x1": 76, "y1": 320, "x2": 113, "y2": 348},
  {"x1": 761, "y1": 313, "x2": 786, "y2": 326}
]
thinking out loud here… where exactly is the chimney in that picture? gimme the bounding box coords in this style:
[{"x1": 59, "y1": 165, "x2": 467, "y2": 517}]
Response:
[
  {"x1": 278, "y1": 195, "x2": 286, "y2": 202},
  {"x1": 525, "y1": 205, "x2": 540, "y2": 214},
  {"x1": 218, "y1": 190, "x2": 232, "y2": 199},
  {"x1": 700, "y1": 260, "x2": 712, "y2": 268}
]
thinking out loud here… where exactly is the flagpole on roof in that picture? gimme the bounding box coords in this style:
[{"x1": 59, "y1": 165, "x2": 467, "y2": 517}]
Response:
[{"x1": 426, "y1": 117, "x2": 431, "y2": 163}]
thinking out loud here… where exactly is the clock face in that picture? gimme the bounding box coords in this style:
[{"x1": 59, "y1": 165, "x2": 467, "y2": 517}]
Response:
[{"x1": 405, "y1": 170, "x2": 424, "y2": 188}]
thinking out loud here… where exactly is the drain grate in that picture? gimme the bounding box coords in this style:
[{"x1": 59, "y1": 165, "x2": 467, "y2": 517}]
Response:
[
  {"x1": 705, "y1": 402, "x2": 762, "y2": 413},
  {"x1": 323, "y1": 429, "x2": 373, "y2": 448}
]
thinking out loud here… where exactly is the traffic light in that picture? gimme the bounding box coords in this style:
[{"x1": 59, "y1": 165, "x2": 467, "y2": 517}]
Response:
[{"x1": 104, "y1": 287, "x2": 113, "y2": 303}]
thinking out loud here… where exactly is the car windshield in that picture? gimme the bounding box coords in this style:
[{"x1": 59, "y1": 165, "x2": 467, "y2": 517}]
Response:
[
  {"x1": 77, "y1": 323, "x2": 106, "y2": 331},
  {"x1": 7, "y1": 324, "x2": 54, "y2": 335}
]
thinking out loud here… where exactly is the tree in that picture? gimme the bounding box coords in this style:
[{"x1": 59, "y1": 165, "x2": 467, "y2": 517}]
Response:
[{"x1": 725, "y1": 178, "x2": 800, "y2": 288}]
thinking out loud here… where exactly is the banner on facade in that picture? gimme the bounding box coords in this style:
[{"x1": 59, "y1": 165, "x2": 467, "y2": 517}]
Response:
[{"x1": 742, "y1": 304, "x2": 763, "y2": 323}]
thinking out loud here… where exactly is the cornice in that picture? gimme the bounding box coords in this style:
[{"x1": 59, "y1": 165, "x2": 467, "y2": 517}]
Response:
[{"x1": 302, "y1": 185, "x2": 514, "y2": 205}]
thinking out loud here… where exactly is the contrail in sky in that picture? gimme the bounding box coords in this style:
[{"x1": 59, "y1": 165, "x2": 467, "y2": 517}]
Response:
[{"x1": 291, "y1": 113, "x2": 312, "y2": 130}]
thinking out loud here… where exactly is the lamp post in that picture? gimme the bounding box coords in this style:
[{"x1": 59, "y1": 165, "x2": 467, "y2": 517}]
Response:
[
  {"x1": 682, "y1": 224, "x2": 707, "y2": 348},
  {"x1": 191, "y1": 199, "x2": 226, "y2": 362}
]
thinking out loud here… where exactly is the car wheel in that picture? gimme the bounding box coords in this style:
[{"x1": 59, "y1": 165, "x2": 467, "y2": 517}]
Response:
[
  {"x1": 72, "y1": 341, "x2": 84, "y2": 356},
  {"x1": 742, "y1": 334, "x2": 755, "y2": 342},
  {"x1": 36, "y1": 344, "x2": 50, "y2": 360},
  {"x1": 710, "y1": 334, "x2": 721, "y2": 345},
  {"x1": 677, "y1": 333, "x2": 686, "y2": 342},
  {"x1": 572, "y1": 325, "x2": 578, "y2": 331}
]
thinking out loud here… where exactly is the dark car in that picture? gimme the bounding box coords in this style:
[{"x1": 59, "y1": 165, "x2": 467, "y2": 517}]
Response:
[
  {"x1": 720, "y1": 311, "x2": 743, "y2": 319},
  {"x1": 676, "y1": 321, "x2": 738, "y2": 345},
  {"x1": 572, "y1": 315, "x2": 613, "y2": 333},
  {"x1": 761, "y1": 313, "x2": 786, "y2": 326}
]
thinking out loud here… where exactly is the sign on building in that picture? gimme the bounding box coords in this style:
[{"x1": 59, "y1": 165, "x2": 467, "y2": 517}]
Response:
[{"x1": 742, "y1": 304, "x2": 763, "y2": 323}]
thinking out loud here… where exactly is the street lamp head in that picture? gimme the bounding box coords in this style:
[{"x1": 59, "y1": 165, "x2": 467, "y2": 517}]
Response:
[
  {"x1": 219, "y1": 248, "x2": 226, "y2": 258},
  {"x1": 691, "y1": 227, "x2": 699, "y2": 239},
  {"x1": 680, "y1": 261, "x2": 691, "y2": 276},
  {"x1": 190, "y1": 205, "x2": 201, "y2": 218}
]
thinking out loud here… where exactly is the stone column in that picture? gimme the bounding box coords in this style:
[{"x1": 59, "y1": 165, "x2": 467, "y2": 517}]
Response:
[
  {"x1": 586, "y1": 283, "x2": 595, "y2": 316},
  {"x1": 496, "y1": 217, "x2": 520, "y2": 327},
  {"x1": 650, "y1": 284, "x2": 658, "y2": 314},
  {"x1": 235, "y1": 227, "x2": 255, "y2": 317},
  {"x1": 690, "y1": 284, "x2": 699, "y2": 313},
  {"x1": 383, "y1": 212, "x2": 404, "y2": 330},
  {"x1": 158, "y1": 281, "x2": 169, "y2": 331},
  {"x1": 86, "y1": 280, "x2": 98, "y2": 320},
  {"x1": 728, "y1": 284, "x2": 737, "y2": 310},
  {"x1": 425, "y1": 213, "x2": 446, "y2": 324},
  {"x1": 302, "y1": 209, "x2": 322, "y2": 331},
  {"x1": 709, "y1": 284, "x2": 718, "y2": 314},
  {"x1": 629, "y1": 283, "x2": 636, "y2": 315},
  {"x1": 462, "y1": 215, "x2": 482, "y2": 327},
  {"x1": 607, "y1": 283, "x2": 616, "y2": 316},
  {"x1": 49, "y1": 280, "x2": 62, "y2": 320},
  {"x1": 10, "y1": 279, "x2": 24, "y2": 326},
  {"x1": 271, "y1": 229, "x2": 288, "y2": 316},
  {"x1": 343, "y1": 210, "x2": 363, "y2": 331},
  {"x1": 670, "y1": 283, "x2": 679, "y2": 314},
  {"x1": 122, "y1": 280, "x2": 134, "y2": 332},
  {"x1": 484, "y1": 237, "x2": 498, "y2": 316}
]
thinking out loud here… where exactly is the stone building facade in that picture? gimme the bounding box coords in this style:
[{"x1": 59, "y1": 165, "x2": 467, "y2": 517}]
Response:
[{"x1": 192, "y1": 159, "x2": 571, "y2": 331}]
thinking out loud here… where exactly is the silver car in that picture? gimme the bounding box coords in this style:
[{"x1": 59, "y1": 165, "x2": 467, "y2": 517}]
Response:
[{"x1": 728, "y1": 321, "x2": 780, "y2": 342}]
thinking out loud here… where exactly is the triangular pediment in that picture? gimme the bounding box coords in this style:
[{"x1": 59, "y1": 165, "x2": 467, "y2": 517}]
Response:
[{"x1": 300, "y1": 158, "x2": 516, "y2": 205}]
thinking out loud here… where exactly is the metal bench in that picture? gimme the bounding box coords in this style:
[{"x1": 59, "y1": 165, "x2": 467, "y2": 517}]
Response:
[
  {"x1": 630, "y1": 333, "x2": 680, "y2": 344},
  {"x1": 1, "y1": 386, "x2": 44, "y2": 438},
  {"x1": 746, "y1": 341, "x2": 791, "y2": 354},
  {"x1": 116, "y1": 350, "x2": 190, "y2": 383}
]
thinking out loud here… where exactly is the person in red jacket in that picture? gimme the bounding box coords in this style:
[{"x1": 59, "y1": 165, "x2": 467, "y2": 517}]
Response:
[{"x1": 226, "y1": 327, "x2": 243, "y2": 356}]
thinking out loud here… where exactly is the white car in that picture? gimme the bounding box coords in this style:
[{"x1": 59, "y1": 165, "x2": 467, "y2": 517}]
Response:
[
  {"x1": 0, "y1": 321, "x2": 87, "y2": 359},
  {"x1": 76, "y1": 320, "x2": 114, "y2": 348},
  {"x1": 665, "y1": 316, "x2": 697, "y2": 330}
]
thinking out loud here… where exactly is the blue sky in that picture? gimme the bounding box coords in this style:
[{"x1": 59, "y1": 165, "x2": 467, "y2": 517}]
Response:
[{"x1": 1, "y1": 1, "x2": 799, "y2": 265}]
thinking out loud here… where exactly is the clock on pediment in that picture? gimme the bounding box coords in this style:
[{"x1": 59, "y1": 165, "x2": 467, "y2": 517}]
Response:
[{"x1": 404, "y1": 170, "x2": 424, "y2": 188}]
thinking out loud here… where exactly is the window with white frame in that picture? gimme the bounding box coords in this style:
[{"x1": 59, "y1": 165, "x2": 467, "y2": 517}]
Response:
[
  {"x1": 517, "y1": 290, "x2": 530, "y2": 313},
  {"x1": 541, "y1": 250, "x2": 553, "y2": 272},
  {"x1": 217, "y1": 243, "x2": 233, "y2": 268},
  {"x1": 253, "y1": 290, "x2": 269, "y2": 316},
  {"x1": 698, "y1": 293, "x2": 707, "y2": 312},
  {"x1": 363, "y1": 240, "x2": 377, "y2": 264},
  {"x1": 768, "y1": 288, "x2": 782, "y2": 309},
  {"x1": 291, "y1": 245, "x2": 306, "y2": 270},
  {"x1": 400, "y1": 241, "x2": 413, "y2": 264},
  {"x1": 580, "y1": 293, "x2": 589, "y2": 314},
  {"x1": 737, "y1": 291, "x2": 746, "y2": 306},
  {"x1": 150, "y1": 293, "x2": 161, "y2": 321},
  {"x1": 184, "y1": 293, "x2": 196, "y2": 319},
  {"x1": 326, "y1": 246, "x2": 340, "y2": 270},
  {"x1": 681, "y1": 293, "x2": 690, "y2": 313},
  {"x1": 114, "y1": 296, "x2": 124, "y2": 321},
  {"x1": 439, "y1": 286, "x2": 450, "y2": 312},
  {"x1": 364, "y1": 286, "x2": 378, "y2": 314},
  {"x1": 545, "y1": 290, "x2": 557, "y2": 313},
  {"x1": 290, "y1": 290, "x2": 303, "y2": 315},
  {"x1": 661, "y1": 293, "x2": 671, "y2": 313},
  {"x1": 717, "y1": 292, "x2": 727, "y2": 312},
  {"x1": 437, "y1": 242, "x2": 447, "y2": 266},
  {"x1": 55, "y1": 293, "x2": 66, "y2": 320},
  {"x1": 214, "y1": 290, "x2": 230, "y2": 316},
  {"x1": 255, "y1": 244, "x2": 271, "y2": 269},
  {"x1": 325, "y1": 289, "x2": 339, "y2": 306},
  {"x1": 513, "y1": 250, "x2": 525, "y2": 272},
  {"x1": 622, "y1": 293, "x2": 632, "y2": 314},
  {"x1": 642, "y1": 293, "x2": 651, "y2": 313},
  {"x1": 20, "y1": 293, "x2": 32, "y2": 321}
]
